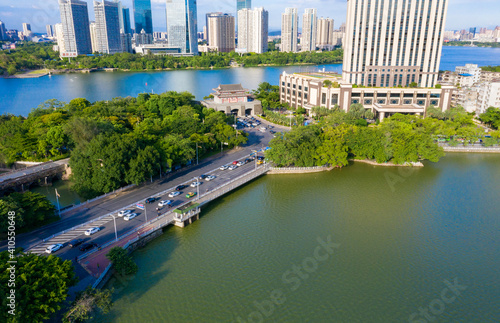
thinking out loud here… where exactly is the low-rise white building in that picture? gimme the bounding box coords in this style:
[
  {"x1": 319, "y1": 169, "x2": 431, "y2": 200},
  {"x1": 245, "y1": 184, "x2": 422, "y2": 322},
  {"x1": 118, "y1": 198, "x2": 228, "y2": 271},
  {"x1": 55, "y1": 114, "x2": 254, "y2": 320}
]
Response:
[
  {"x1": 280, "y1": 72, "x2": 455, "y2": 120},
  {"x1": 478, "y1": 79, "x2": 500, "y2": 114}
]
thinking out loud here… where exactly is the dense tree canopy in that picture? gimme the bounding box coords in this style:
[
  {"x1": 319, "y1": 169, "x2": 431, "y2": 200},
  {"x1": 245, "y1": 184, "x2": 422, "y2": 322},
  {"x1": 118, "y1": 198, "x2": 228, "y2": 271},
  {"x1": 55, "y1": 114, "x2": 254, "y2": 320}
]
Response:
[
  {"x1": 0, "y1": 91, "x2": 247, "y2": 199},
  {"x1": 479, "y1": 107, "x2": 500, "y2": 129},
  {"x1": 0, "y1": 251, "x2": 77, "y2": 322},
  {"x1": 0, "y1": 192, "x2": 56, "y2": 236},
  {"x1": 106, "y1": 247, "x2": 138, "y2": 276}
]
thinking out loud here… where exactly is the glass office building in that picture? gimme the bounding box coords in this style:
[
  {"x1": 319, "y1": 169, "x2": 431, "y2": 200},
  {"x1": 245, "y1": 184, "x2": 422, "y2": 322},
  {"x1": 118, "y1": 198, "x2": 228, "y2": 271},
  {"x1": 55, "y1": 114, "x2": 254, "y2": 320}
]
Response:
[
  {"x1": 133, "y1": 0, "x2": 152, "y2": 34},
  {"x1": 166, "y1": 0, "x2": 198, "y2": 55}
]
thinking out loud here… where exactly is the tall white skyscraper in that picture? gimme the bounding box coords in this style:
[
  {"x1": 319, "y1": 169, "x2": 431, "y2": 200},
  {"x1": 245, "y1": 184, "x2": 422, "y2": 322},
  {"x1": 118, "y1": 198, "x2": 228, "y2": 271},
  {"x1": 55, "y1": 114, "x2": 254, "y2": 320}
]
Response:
[
  {"x1": 0, "y1": 21, "x2": 6, "y2": 41},
  {"x1": 237, "y1": 7, "x2": 268, "y2": 54},
  {"x1": 281, "y1": 8, "x2": 298, "y2": 53},
  {"x1": 94, "y1": 0, "x2": 122, "y2": 54},
  {"x1": 59, "y1": 0, "x2": 92, "y2": 56},
  {"x1": 301, "y1": 8, "x2": 317, "y2": 52},
  {"x1": 46, "y1": 25, "x2": 54, "y2": 38},
  {"x1": 165, "y1": 0, "x2": 198, "y2": 55},
  {"x1": 343, "y1": 0, "x2": 449, "y2": 87},
  {"x1": 316, "y1": 17, "x2": 334, "y2": 49},
  {"x1": 207, "y1": 13, "x2": 235, "y2": 53},
  {"x1": 54, "y1": 23, "x2": 66, "y2": 54},
  {"x1": 22, "y1": 23, "x2": 32, "y2": 37},
  {"x1": 89, "y1": 22, "x2": 98, "y2": 53}
]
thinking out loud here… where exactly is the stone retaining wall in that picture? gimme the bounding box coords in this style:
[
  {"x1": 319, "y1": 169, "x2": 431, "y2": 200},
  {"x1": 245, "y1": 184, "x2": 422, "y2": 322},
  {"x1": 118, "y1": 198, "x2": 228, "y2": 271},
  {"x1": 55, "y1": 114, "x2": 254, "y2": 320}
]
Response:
[{"x1": 267, "y1": 166, "x2": 334, "y2": 174}]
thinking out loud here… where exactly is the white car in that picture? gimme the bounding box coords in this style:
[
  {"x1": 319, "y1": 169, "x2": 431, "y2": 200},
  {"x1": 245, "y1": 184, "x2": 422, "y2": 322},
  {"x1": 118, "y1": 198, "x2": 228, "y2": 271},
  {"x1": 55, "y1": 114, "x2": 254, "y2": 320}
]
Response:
[
  {"x1": 168, "y1": 191, "x2": 181, "y2": 197},
  {"x1": 45, "y1": 244, "x2": 63, "y2": 254},
  {"x1": 118, "y1": 209, "x2": 132, "y2": 217},
  {"x1": 190, "y1": 181, "x2": 201, "y2": 187},
  {"x1": 85, "y1": 227, "x2": 100, "y2": 236},
  {"x1": 158, "y1": 200, "x2": 173, "y2": 207},
  {"x1": 123, "y1": 213, "x2": 139, "y2": 221},
  {"x1": 237, "y1": 161, "x2": 245, "y2": 167},
  {"x1": 219, "y1": 165, "x2": 229, "y2": 170},
  {"x1": 229, "y1": 165, "x2": 238, "y2": 170},
  {"x1": 206, "y1": 175, "x2": 216, "y2": 181}
]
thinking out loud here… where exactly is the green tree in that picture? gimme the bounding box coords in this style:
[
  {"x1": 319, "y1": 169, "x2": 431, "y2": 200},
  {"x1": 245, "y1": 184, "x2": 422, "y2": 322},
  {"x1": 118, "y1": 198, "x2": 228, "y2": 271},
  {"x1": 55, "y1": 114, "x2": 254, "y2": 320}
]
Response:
[
  {"x1": 64, "y1": 287, "x2": 113, "y2": 323},
  {"x1": 315, "y1": 126, "x2": 349, "y2": 167},
  {"x1": 106, "y1": 247, "x2": 138, "y2": 276},
  {"x1": 0, "y1": 251, "x2": 77, "y2": 323}
]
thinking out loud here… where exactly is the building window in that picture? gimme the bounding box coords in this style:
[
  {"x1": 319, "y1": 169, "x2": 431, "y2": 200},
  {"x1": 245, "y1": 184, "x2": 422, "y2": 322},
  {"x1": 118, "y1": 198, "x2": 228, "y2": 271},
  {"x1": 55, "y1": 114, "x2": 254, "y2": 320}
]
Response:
[
  {"x1": 304, "y1": 94, "x2": 308, "y2": 100},
  {"x1": 293, "y1": 84, "x2": 296, "y2": 89},
  {"x1": 299, "y1": 92, "x2": 302, "y2": 97},
  {"x1": 305, "y1": 87, "x2": 308, "y2": 91},
  {"x1": 377, "y1": 99, "x2": 386, "y2": 104},
  {"x1": 299, "y1": 85, "x2": 302, "y2": 90},
  {"x1": 390, "y1": 99, "x2": 399, "y2": 105},
  {"x1": 430, "y1": 100, "x2": 439, "y2": 106},
  {"x1": 282, "y1": 82, "x2": 285, "y2": 86},
  {"x1": 322, "y1": 93, "x2": 326, "y2": 105},
  {"x1": 331, "y1": 94, "x2": 338, "y2": 105},
  {"x1": 417, "y1": 99, "x2": 426, "y2": 105},
  {"x1": 403, "y1": 99, "x2": 412, "y2": 105},
  {"x1": 364, "y1": 99, "x2": 373, "y2": 105},
  {"x1": 293, "y1": 90, "x2": 296, "y2": 96},
  {"x1": 282, "y1": 88, "x2": 285, "y2": 93}
]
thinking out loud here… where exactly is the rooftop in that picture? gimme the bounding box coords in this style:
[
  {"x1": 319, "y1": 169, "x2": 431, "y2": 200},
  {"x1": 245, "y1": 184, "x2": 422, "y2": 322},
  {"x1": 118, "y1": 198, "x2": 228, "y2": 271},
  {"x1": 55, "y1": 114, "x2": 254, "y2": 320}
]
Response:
[{"x1": 214, "y1": 84, "x2": 247, "y2": 92}]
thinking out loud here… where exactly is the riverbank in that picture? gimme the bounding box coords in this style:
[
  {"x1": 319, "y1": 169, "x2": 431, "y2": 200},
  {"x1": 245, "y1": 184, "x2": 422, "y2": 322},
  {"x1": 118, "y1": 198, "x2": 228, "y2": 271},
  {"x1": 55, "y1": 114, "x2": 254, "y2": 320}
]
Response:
[{"x1": 350, "y1": 159, "x2": 424, "y2": 167}]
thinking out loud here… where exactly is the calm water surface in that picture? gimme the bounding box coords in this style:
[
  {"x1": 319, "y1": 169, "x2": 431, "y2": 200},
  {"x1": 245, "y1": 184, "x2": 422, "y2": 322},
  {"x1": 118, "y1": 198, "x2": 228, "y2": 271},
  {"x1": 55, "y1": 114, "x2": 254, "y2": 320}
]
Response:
[
  {"x1": 95, "y1": 153, "x2": 500, "y2": 322},
  {"x1": 1, "y1": 46, "x2": 500, "y2": 116}
]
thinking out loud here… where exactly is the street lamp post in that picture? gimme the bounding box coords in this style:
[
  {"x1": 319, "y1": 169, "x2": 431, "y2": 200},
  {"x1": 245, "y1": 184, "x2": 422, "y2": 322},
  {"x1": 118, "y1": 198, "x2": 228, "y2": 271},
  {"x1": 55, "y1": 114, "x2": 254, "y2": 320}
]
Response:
[
  {"x1": 195, "y1": 177, "x2": 200, "y2": 199},
  {"x1": 111, "y1": 215, "x2": 118, "y2": 241}
]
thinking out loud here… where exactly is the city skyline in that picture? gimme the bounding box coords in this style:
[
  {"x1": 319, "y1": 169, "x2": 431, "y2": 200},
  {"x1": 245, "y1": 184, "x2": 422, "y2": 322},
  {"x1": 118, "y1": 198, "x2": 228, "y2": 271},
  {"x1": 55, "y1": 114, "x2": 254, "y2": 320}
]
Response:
[{"x1": 0, "y1": 0, "x2": 498, "y2": 34}]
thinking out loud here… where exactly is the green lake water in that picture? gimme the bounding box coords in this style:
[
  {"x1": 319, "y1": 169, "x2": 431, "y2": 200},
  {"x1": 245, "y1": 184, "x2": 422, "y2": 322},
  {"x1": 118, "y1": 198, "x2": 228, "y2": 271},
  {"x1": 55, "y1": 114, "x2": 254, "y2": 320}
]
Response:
[{"x1": 96, "y1": 153, "x2": 500, "y2": 322}]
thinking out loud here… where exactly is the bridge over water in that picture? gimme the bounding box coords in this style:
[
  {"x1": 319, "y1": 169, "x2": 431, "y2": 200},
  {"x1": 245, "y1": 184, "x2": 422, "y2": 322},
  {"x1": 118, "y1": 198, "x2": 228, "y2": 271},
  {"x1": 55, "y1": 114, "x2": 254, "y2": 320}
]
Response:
[{"x1": 0, "y1": 158, "x2": 70, "y2": 194}]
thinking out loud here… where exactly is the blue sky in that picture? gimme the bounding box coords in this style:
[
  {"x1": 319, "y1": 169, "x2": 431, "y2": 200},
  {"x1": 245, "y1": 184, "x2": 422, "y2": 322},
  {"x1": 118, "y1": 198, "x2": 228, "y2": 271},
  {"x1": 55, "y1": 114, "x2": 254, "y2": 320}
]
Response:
[{"x1": 0, "y1": 0, "x2": 498, "y2": 33}]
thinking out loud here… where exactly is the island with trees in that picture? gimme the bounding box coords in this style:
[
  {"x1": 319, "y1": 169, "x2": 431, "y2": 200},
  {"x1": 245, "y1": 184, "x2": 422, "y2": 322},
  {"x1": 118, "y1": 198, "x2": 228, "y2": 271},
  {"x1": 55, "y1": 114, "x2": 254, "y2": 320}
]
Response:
[{"x1": 0, "y1": 42, "x2": 342, "y2": 76}]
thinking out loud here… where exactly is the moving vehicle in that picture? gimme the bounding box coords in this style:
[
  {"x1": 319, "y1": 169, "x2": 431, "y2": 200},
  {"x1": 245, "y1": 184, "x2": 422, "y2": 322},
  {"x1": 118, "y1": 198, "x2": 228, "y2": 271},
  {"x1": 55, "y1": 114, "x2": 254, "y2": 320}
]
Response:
[
  {"x1": 199, "y1": 174, "x2": 208, "y2": 179},
  {"x1": 69, "y1": 239, "x2": 85, "y2": 248},
  {"x1": 206, "y1": 175, "x2": 216, "y2": 181},
  {"x1": 145, "y1": 197, "x2": 157, "y2": 204},
  {"x1": 232, "y1": 161, "x2": 239, "y2": 165},
  {"x1": 85, "y1": 227, "x2": 100, "y2": 236},
  {"x1": 176, "y1": 184, "x2": 188, "y2": 191},
  {"x1": 45, "y1": 244, "x2": 63, "y2": 254},
  {"x1": 118, "y1": 209, "x2": 132, "y2": 217},
  {"x1": 257, "y1": 160, "x2": 264, "y2": 165},
  {"x1": 123, "y1": 213, "x2": 139, "y2": 221},
  {"x1": 219, "y1": 165, "x2": 229, "y2": 170},
  {"x1": 237, "y1": 161, "x2": 244, "y2": 167},
  {"x1": 191, "y1": 182, "x2": 201, "y2": 187},
  {"x1": 79, "y1": 242, "x2": 98, "y2": 252},
  {"x1": 186, "y1": 192, "x2": 197, "y2": 198},
  {"x1": 168, "y1": 191, "x2": 181, "y2": 197},
  {"x1": 229, "y1": 165, "x2": 238, "y2": 170},
  {"x1": 244, "y1": 158, "x2": 252, "y2": 164},
  {"x1": 158, "y1": 200, "x2": 173, "y2": 207}
]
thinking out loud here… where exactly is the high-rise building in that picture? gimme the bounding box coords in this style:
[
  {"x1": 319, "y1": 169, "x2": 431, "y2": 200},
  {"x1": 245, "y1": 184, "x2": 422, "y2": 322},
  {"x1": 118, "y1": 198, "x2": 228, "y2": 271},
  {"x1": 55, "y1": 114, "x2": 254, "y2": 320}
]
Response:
[
  {"x1": 165, "y1": 0, "x2": 198, "y2": 55},
  {"x1": 203, "y1": 25, "x2": 207, "y2": 41},
  {"x1": 206, "y1": 12, "x2": 223, "y2": 45},
  {"x1": 134, "y1": 29, "x2": 153, "y2": 46},
  {"x1": 0, "y1": 21, "x2": 7, "y2": 41},
  {"x1": 121, "y1": 32, "x2": 133, "y2": 53},
  {"x1": 207, "y1": 13, "x2": 235, "y2": 52},
  {"x1": 316, "y1": 18, "x2": 334, "y2": 49},
  {"x1": 22, "y1": 23, "x2": 32, "y2": 37},
  {"x1": 343, "y1": 0, "x2": 449, "y2": 87},
  {"x1": 237, "y1": 7, "x2": 268, "y2": 54},
  {"x1": 46, "y1": 25, "x2": 54, "y2": 38},
  {"x1": 89, "y1": 22, "x2": 98, "y2": 53},
  {"x1": 301, "y1": 9, "x2": 317, "y2": 52},
  {"x1": 59, "y1": 0, "x2": 92, "y2": 56},
  {"x1": 281, "y1": 8, "x2": 298, "y2": 53},
  {"x1": 122, "y1": 7, "x2": 131, "y2": 34},
  {"x1": 94, "y1": 0, "x2": 122, "y2": 54},
  {"x1": 54, "y1": 23, "x2": 66, "y2": 53},
  {"x1": 133, "y1": 0, "x2": 152, "y2": 34},
  {"x1": 236, "y1": 0, "x2": 252, "y2": 31}
]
